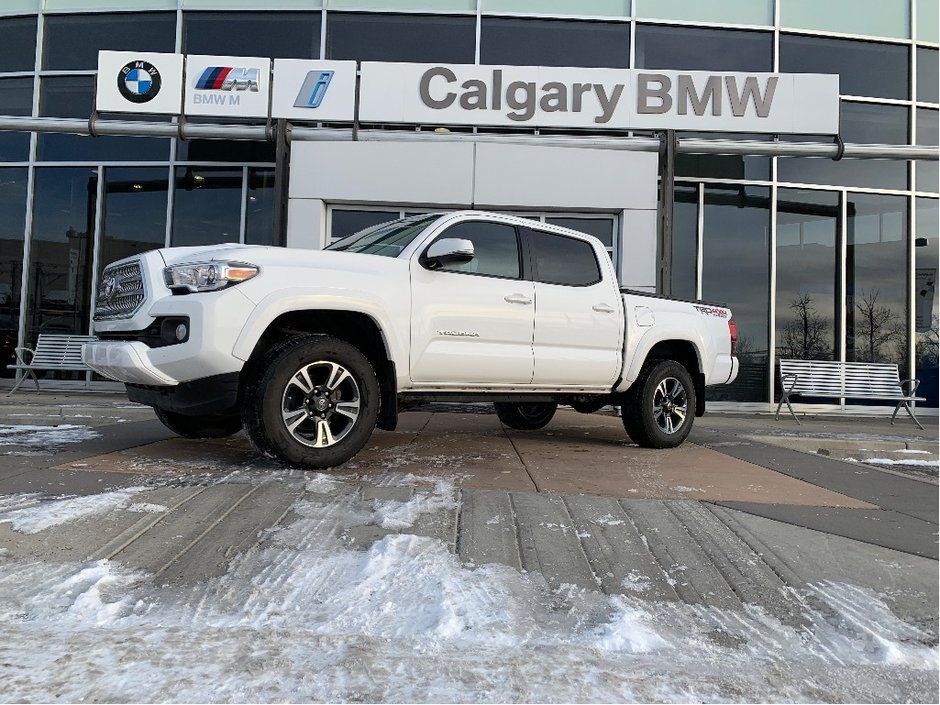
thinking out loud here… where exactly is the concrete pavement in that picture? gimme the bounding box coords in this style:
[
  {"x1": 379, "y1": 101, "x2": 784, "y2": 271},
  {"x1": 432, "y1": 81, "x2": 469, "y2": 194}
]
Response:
[{"x1": 0, "y1": 391, "x2": 937, "y2": 656}]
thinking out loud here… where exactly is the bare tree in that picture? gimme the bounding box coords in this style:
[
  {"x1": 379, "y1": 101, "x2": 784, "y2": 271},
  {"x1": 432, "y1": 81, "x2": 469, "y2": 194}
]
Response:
[
  {"x1": 778, "y1": 294, "x2": 832, "y2": 360},
  {"x1": 852, "y1": 288, "x2": 905, "y2": 365},
  {"x1": 915, "y1": 313, "x2": 939, "y2": 370}
]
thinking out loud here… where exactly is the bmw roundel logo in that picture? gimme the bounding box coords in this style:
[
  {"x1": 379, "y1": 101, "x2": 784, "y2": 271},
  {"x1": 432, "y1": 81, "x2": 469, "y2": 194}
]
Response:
[{"x1": 118, "y1": 60, "x2": 161, "y2": 104}]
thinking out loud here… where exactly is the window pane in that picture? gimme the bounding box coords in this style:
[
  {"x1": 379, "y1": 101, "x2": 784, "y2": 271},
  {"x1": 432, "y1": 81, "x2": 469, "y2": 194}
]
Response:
[
  {"x1": 171, "y1": 168, "x2": 243, "y2": 247},
  {"x1": 26, "y1": 168, "x2": 97, "y2": 351},
  {"x1": 780, "y1": 0, "x2": 909, "y2": 40},
  {"x1": 330, "y1": 209, "x2": 400, "y2": 242},
  {"x1": 0, "y1": 16, "x2": 36, "y2": 72},
  {"x1": 778, "y1": 102, "x2": 909, "y2": 190},
  {"x1": 914, "y1": 197, "x2": 938, "y2": 407},
  {"x1": 635, "y1": 24, "x2": 772, "y2": 72},
  {"x1": 917, "y1": 48, "x2": 939, "y2": 104},
  {"x1": 183, "y1": 11, "x2": 320, "y2": 59},
  {"x1": 177, "y1": 140, "x2": 276, "y2": 163},
  {"x1": 676, "y1": 132, "x2": 770, "y2": 181},
  {"x1": 438, "y1": 221, "x2": 520, "y2": 278},
  {"x1": 481, "y1": 18, "x2": 630, "y2": 68},
  {"x1": 845, "y1": 193, "x2": 907, "y2": 371},
  {"x1": 38, "y1": 77, "x2": 170, "y2": 162},
  {"x1": 780, "y1": 34, "x2": 909, "y2": 101},
  {"x1": 482, "y1": 1, "x2": 629, "y2": 16},
  {"x1": 326, "y1": 13, "x2": 475, "y2": 63},
  {"x1": 99, "y1": 167, "x2": 168, "y2": 274},
  {"x1": 775, "y1": 189, "x2": 839, "y2": 365},
  {"x1": 670, "y1": 185, "x2": 698, "y2": 301},
  {"x1": 916, "y1": 108, "x2": 938, "y2": 194},
  {"x1": 245, "y1": 169, "x2": 275, "y2": 246},
  {"x1": 526, "y1": 228, "x2": 601, "y2": 286},
  {"x1": 0, "y1": 78, "x2": 32, "y2": 162},
  {"x1": 917, "y1": 0, "x2": 939, "y2": 43},
  {"x1": 702, "y1": 185, "x2": 770, "y2": 402},
  {"x1": 43, "y1": 12, "x2": 176, "y2": 70},
  {"x1": 330, "y1": 1, "x2": 473, "y2": 10},
  {"x1": 635, "y1": 0, "x2": 772, "y2": 26},
  {"x1": 0, "y1": 168, "x2": 28, "y2": 377}
]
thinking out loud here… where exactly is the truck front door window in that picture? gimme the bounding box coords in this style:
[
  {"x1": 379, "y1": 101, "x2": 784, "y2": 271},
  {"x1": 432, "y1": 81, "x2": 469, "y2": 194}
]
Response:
[{"x1": 435, "y1": 221, "x2": 521, "y2": 279}]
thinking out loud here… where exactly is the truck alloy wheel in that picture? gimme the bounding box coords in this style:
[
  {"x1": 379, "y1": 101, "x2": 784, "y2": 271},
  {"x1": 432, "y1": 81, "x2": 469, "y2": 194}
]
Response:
[
  {"x1": 622, "y1": 360, "x2": 696, "y2": 448},
  {"x1": 494, "y1": 401, "x2": 557, "y2": 430},
  {"x1": 242, "y1": 335, "x2": 379, "y2": 468}
]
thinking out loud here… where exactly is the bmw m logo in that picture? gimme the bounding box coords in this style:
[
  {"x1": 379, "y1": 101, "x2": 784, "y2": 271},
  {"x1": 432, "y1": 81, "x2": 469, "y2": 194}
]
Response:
[{"x1": 118, "y1": 60, "x2": 161, "y2": 104}]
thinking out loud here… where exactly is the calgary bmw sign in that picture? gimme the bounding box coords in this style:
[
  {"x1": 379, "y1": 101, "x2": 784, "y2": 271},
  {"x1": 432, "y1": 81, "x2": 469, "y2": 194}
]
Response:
[{"x1": 96, "y1": 51, "x2": 840, "y2": 135}]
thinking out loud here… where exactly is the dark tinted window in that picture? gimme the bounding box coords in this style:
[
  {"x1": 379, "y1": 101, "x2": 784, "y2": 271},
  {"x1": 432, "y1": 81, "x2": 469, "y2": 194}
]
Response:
[
  {"x1": 670, "y1": 185, "x2": 698, "y2": 301},
  {"x1": 780, "y1": 35, "x2": 908, "y2": 100},
  {"x1": 177, "y1": 139, "x2": 276, "y2": 163},
  {"x1": 245, "y1": 169, "x2": 276, "y2": 246},
  {"x1": 437, "y1": 221, "x2": 520, "y2": 278},
  {"x1": 43, "y1": 13, "x2": 176, "y2": 70},
  {"x1": 172, "y1": 168, "x2": 243, "y2": 247},
  {"x1": 778, "y1": 102, "x2": 909, "y2": 190},
  {"x1": 0, "y1": 15, "x2": 36, "y2": 72},
  {"x1": 635, "y1": 24, "x2": 772, "y2": 72},
  {"x1": 481, "y1": 18, "x2": 629, "y2": 68},
  {"x1": 0, "y1": 78, "x2": 32, "y2": 162},
  {"x1": 183, "y1": 11, "x2": 320, "y2": 59},
  {"x1": 917, "y1": 47, "x2": 939, "y2": 104},
  {"x1": 330, "y1": 209, "x2": 400, "y2": 242},
  {"x1": 326, "y1": 13, "x2": 475, "y2": 63},
  {"x1": 38, "y1": 77, "x2": 170, "y2": 162},
  {"x1": 916, "y1": 108, "x2": 938, "y2": 193},
  {"x1": 526, "y1": 228, "x2": 601, "y2": 286},
  {"x1": 99, "y1": 167, "x2": 168, "y2": 274},
  {"x1": 676, "y1": 131, "x2": 770, "y2": 181},
  {"x1": 0, "y1": 168, "x2": 28, "y2": 374}
]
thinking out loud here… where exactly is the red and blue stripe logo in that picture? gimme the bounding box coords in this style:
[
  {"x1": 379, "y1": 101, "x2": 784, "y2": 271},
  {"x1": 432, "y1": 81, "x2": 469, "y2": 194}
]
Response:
[{"x1": 195, "y1": 67, "x2": 234, "y2": 90}]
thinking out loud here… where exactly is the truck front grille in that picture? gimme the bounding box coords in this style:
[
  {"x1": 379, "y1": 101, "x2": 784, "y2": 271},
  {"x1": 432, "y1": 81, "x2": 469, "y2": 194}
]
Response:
[{"x1": 94, "y1": 260, "x2": 145, "y2": 320}]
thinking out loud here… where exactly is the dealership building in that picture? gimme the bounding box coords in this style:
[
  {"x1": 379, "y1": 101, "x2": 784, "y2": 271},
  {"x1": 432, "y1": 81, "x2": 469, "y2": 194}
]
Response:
[{"x1": 0, "y1": 0, "x2": 937, "y2": 410}]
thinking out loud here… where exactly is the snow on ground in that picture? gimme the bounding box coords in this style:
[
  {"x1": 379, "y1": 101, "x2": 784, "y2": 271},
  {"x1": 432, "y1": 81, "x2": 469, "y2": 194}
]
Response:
[
  {"x1": 0, "y1": 487, "x2": 146, "y2": 534},
  {"x1": 0, "y1": 423, "x2": 100, "y2": 451},
  {"x1": 0, "y1": 476, "x2": 936, "y2": 702},
  {"x1": 843, "y1": 457, "x2": 940, "y2": 471}
]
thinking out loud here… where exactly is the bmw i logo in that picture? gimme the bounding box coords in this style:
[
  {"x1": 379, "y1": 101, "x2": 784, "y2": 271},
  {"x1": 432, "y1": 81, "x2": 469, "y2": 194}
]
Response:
[{"x1": 118, "y1": 60, "x2": 161, "y2": 104}]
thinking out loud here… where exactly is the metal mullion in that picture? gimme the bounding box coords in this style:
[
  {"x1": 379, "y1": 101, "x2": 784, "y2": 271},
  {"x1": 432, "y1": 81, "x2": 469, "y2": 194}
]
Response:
[
  {"x1": 37, "y1": 70, "x2": 96, "y2": 77},
  {"x1": 634, "y1": 18, "x2": 775, "y2": 32},
  {"x1": 629, "y1": 16, "x2": 636, "y2": 68},
  {"x1": 840, "y1": 95, "x2": 913, "y2": 106},
  {"x1": 907, "y1": 193, "x2": 916, "y2": 379},
  {"x1": 466, "y1": 12, "x2": 630, "y2": 23},
  {"x1": 772, "y1": 0, "x2": 780, "y2": 72},
  {"x1": 768, "y1": 153, "x2": 778, "y2": 407},
  {"x1": 165, "y1": 162, "x2": 175, "y2": 248},
  {"x1": 474, "y1": 0, "x2": 482, "y2": 65},
  {"x1": 320, "y1": 7, "x2": 327, "y2": 60},
  {"x1": 838, "y1": 190, "x2": 848, "y2": 411},
  {"x1": 239, "y1": 165, "x2": 249, "y2": 244},
  {"x1": 695, "y1": 182, "x2": 704, "y2": 301},
  {"x1": 86, "y1": 165, "x2": 106, "y2": 388},
  {"x1": 776, "y1": 26, "x2": 912, "y2": 45},
  {"x1": 0, "y1": 71, "x2": 36, "y2": 79},
  {"x1": 773, "y1": 180, "x2": 911, "y2": 196}
]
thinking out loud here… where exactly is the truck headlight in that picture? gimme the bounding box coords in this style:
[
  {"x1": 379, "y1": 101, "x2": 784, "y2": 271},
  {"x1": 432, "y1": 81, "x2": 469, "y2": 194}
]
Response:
[{"x1": 163, "y1": 261, "x2": 259, "y2": 293}]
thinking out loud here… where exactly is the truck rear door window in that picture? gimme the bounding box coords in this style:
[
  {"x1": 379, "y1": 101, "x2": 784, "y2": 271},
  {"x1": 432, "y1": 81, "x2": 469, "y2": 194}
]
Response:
[{"x1": 526, "y1": 228, "x2": 602, "y2": 286}]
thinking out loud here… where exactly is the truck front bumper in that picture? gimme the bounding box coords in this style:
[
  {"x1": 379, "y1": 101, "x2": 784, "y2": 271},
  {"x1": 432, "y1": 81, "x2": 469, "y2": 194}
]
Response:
[{"x1": 82, "y1": 340, "x2": 179, "y2": 385}]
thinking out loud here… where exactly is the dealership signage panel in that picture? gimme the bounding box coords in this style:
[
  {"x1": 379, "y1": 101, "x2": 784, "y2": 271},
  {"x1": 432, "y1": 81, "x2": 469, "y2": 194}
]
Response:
[
  {"x1": 96, "y1": 51, "x2": 184, "y2": 115},
  {"x1": 97, "y1": 52, "x2": 840, "y2": 134},
  {"x1": 184, "y1": 54, "x2": 272, "y2": 118},
  {"x1": 270, "y1": 59, "x2": 357, "y2": 121},
  {"x1": 358, "y1": 63, "x2": 840, "y2": 134}
]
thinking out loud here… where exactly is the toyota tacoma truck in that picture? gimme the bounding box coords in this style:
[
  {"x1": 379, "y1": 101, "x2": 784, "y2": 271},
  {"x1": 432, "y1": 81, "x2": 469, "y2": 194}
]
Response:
[{"x1": 83, "y1": 211, "x2": 739, "y2": 468}]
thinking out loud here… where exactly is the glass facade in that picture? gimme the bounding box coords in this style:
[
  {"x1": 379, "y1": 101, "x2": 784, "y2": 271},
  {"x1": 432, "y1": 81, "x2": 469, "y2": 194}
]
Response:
[{"x1": 0, "y1": 1, "x2": 933, "y2": 409}]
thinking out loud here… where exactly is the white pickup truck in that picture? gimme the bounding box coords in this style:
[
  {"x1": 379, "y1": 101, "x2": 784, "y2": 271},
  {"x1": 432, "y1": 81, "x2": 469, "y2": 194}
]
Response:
[{"x1": 83, "y1": 211, "x2": 738, "y2": 468}]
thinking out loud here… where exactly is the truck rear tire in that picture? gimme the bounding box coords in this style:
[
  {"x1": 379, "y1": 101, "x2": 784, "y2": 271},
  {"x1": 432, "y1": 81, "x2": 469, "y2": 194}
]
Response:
[
  {"x1": 241, "y1": 335, "x2": 379, "y2": 469},
  {"x1": 494, "y1": 401, "x2": 557, "y2": 430},
  {"x1": 621, "y1": 360, "x2": 696, "y2": 448},
  {"x1": 153, "y1": 408, "x2": 242, "y2": 439}
]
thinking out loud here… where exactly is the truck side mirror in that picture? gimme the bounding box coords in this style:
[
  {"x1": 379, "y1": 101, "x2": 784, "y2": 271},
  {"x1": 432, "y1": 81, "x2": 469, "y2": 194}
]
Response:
[{"x1": 421, "y1": 238, "x2": 475, "y2": 269}]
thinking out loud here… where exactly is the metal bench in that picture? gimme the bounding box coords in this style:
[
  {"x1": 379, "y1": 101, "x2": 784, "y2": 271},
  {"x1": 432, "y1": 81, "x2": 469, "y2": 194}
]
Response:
[
  {"x1": 6, "y1": 334, "x2": 98, "y2": 396},
  {"x1": 775, "y1": 358, "x2": 926, "y2": 429}
]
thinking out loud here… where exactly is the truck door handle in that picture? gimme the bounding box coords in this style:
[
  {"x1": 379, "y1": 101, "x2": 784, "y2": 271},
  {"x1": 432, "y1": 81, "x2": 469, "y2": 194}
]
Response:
[
  {"x1": 504, "y1": 293, "x2": 532, "y2": 305},
  {"x1": 592, "y1": 303, "x2": 616, "y2": 313}
]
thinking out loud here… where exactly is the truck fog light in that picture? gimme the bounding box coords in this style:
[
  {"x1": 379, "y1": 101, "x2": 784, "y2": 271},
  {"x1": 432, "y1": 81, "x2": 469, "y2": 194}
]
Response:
[{"x1": 175, "y1": 323, "x2": 188, "y2": 341}]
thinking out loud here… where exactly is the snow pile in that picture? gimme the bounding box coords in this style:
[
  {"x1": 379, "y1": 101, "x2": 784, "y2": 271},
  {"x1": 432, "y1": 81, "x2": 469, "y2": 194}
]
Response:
[
  {"x1": 0, "y1": 477, "x2": 936, "y2": 702},
  {"x1": 0, "y1": 423, "x2": 100, "y2": 448},
  {"x1": 0, "y1": 487, "x2": 144, "y2": 534}
]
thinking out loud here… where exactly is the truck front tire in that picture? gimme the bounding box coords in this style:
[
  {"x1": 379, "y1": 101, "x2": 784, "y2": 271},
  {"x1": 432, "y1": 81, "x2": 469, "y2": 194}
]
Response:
[
  {"x1": 494, "y1": 401, "x2": 557, "y2": 430},
  {"x1": 241, "y1": 335, "x2": 380, "y2": 469},
  {"x1": 154, "y1": 408, "x2": 243, "y2": 439},
  {"x1": 622, "y1": 360, "x2": 696, "y2": 448}
]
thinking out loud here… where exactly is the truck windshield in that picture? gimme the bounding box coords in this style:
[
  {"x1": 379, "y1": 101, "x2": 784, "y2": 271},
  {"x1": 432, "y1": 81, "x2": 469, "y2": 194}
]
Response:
[{"x1": 325, "y1": 213, "x2": 442, "y2": 257}]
